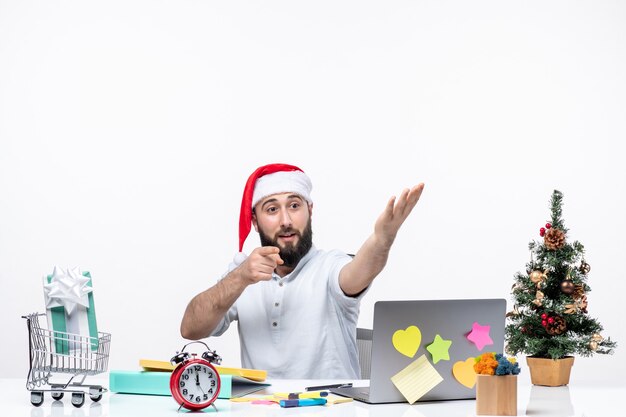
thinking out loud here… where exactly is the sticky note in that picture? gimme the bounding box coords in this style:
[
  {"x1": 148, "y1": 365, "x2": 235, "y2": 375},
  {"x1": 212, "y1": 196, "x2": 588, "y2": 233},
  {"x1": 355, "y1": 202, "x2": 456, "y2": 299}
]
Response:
[
  {"x1": 426, "y1": 334, "x2": 452, "y2": 364},
  {"x1": 390, "y1": 354, "x2": 443, "y2": 404},
  {"x1": 392, "y1": 325, "x2": 422, "y2": 358},
  {"x1": 466, "y1": 322, "x2": 493, "y2": 351},
  {"x1": 452, "y1": 357, "x2": 477, "y2": 388},
  {"x1": 324, "y1": 394, "x2": 354, "y2": 405},
  {"x1": 230, "y1": 396, "x2": 273, "y2": 403}
]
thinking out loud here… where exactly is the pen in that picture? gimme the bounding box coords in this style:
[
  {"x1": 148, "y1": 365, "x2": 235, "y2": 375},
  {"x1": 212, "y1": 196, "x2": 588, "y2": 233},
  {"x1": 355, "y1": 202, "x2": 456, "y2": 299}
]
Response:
[
  {"x1": 305, "y1": 383, "x2": 353, "y2": 391},
  {"x1": 288, "y1": 391, "x2": 329, "y2": 399},
  {"x1": 273, "y1": 391, "x2": 329, "y2": 399},
  {"x1": 279, "y1": 398, "x2": 327, "y2": 408}
]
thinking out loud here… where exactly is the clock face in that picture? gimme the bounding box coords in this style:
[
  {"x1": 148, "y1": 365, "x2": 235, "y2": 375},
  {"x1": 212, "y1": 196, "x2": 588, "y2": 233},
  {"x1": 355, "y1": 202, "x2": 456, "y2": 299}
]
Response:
[{"x1": 174, "y1": 361, "x2": 220, "y2": 408}]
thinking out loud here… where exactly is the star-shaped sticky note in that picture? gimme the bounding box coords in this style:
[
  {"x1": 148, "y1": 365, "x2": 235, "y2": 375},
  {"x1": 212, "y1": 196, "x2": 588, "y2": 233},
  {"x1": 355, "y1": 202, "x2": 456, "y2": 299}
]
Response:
[
  {"x1": 426, "y1": 334, "x2": 452, "y2": 364},
  {"x1": 466, "y1": 322, "x2": 493, "y2": 351}
]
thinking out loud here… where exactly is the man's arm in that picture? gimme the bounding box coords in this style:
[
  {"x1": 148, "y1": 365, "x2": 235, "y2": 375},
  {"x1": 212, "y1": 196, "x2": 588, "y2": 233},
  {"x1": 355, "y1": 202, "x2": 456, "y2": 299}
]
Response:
[
  {"x1": 180, "y1": 246, "x2": 283, "y2": 340},
  {"x1": 339, "y1": 183, "x2": 424, "y2": 296}
]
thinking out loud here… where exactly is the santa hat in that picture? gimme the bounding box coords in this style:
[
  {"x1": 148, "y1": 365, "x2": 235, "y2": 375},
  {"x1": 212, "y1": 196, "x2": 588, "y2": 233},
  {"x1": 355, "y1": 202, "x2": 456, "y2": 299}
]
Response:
[{"x1": 238, "y1": 163, "x2": 312, "y2": 252}]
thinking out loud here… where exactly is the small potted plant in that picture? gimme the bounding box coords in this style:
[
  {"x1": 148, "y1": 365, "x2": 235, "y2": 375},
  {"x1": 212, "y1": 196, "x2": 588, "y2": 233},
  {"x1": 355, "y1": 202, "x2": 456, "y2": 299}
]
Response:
[
  {"x1": 474, "y1": 352, "x2": 521, "y2": 416},
  {"x1": 505, "y1": 190, "x2": 616, "y2": 386}
]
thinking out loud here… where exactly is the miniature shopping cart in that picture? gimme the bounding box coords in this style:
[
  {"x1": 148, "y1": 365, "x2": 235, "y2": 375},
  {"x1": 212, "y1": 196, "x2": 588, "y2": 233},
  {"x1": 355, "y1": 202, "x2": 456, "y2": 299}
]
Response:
[{"x1": 22, "y1": 313, "x2": 111, "y2": 408}]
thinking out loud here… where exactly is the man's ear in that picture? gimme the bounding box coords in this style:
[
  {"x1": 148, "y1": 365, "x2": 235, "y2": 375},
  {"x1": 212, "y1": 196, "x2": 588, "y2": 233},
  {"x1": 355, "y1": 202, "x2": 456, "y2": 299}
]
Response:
[
  {"x1": 252, "y1": 212, "x2": 259, "y2": 233},
  {"x1": 308, "y1": 203, "x2": 313, "y2": 217}
]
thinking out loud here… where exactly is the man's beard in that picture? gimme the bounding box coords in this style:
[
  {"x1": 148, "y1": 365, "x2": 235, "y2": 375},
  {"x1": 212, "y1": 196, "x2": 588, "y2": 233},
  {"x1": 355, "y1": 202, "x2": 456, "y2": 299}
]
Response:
[{"x1": 259, "y1": 219, "x2": 313, "y2": 268}]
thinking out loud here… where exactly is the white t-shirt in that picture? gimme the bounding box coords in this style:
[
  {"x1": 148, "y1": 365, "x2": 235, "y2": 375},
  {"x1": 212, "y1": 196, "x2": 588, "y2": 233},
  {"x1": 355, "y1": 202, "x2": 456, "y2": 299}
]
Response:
[{"x1": 211, "y1": 247, "x2": 367, "y2": 379}]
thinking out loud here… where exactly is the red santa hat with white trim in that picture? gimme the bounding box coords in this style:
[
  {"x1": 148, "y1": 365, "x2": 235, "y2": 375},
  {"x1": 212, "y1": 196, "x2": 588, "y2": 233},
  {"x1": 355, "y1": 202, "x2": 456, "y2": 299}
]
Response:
[{"x1": 237, "y1": 163, "x2": 313, "y2": 254}]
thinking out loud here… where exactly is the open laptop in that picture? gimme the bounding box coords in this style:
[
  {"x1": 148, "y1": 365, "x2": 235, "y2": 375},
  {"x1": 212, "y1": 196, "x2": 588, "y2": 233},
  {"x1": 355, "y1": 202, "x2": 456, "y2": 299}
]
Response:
[{"x1": 331, "y1": 299, "x2": 506, "y2": 404}]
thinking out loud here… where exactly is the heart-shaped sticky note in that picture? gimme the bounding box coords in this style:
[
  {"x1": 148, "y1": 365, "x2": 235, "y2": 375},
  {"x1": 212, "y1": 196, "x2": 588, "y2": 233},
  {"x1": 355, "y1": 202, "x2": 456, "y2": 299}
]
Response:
[
  {"x1": 452, "y1": 357, "x2": 477, "y2": 389},
  {"x1": 392, "y1": 325, "x2": 422, "y2": 358}
]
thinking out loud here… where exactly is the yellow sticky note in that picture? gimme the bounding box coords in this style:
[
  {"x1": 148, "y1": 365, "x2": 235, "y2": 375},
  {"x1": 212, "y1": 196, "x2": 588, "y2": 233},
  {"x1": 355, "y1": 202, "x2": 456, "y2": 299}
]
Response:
[
  {"x1": 139, "y1": 359, "x2": 175, "y2": 372},
  {"x1": 452, "y1": 357, "x2": 477, "y2": 389},
  {"x1": 392, "y1": 325, "x2": 422, "y2": 358},
  {"x1": 390, "y1": 354, "x2": 443, "y2": 404},
  {"x1": 324, "y1": 394, "x2": 354, "y2": 405},
  {"x1": 139, "y1": 359, "x2": 268, "y2": 381}
]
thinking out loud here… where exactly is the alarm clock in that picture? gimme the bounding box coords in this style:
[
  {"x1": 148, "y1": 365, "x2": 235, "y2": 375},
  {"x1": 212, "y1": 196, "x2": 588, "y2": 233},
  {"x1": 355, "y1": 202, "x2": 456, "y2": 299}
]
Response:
[{"x1": 170, "y1": 341, "x2": 222, "y2": 411}]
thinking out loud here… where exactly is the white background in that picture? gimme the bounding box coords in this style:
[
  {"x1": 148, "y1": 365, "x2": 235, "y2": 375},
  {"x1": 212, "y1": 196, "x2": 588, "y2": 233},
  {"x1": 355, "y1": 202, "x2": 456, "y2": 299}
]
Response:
[{"x1": 1, "y1": 1, "x2": 624, "y2": 385}]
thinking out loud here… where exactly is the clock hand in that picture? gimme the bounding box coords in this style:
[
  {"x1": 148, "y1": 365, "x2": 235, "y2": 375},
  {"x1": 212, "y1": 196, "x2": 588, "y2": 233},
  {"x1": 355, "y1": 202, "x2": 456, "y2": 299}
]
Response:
[{"x1": 196, "y1": 369, "x2": 206, "y2": 395}]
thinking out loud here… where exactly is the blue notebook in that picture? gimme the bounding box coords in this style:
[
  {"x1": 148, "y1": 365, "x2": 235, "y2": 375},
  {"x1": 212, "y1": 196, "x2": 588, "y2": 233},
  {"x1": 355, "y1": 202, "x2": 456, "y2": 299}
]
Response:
[{"x1": 109, "y1": 370, "x2": 270, "y2": 398}]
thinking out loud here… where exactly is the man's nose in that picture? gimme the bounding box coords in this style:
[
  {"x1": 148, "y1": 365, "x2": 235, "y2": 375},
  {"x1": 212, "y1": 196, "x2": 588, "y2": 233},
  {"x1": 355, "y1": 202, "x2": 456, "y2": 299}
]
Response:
[{"x1": 279, "y1": 209, "x2": 292, "y2": 228}]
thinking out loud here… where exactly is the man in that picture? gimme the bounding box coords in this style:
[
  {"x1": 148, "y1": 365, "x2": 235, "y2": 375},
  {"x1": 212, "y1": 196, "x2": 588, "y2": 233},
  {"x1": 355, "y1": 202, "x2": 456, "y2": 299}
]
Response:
[{"x1": 180, "y1": 163, "x2": 424, "y2": 378}]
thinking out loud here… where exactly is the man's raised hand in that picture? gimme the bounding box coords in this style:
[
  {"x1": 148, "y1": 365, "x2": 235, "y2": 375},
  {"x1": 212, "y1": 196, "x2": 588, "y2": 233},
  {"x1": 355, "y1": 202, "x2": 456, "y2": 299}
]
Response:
[
  {"x1": 374, "y1": 183, "x2": 425, "y2": 247},
  {"x1": 241, "y1": 246, "x2": 284, "y2": 284}
]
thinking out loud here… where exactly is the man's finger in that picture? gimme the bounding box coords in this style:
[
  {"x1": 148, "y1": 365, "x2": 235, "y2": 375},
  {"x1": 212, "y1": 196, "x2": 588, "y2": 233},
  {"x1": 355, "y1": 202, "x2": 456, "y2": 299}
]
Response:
[
  {"x1": 257, "y1": 246, "x2": 281, "y2": 255},
  {"x1": 261, "y1": 253, "x2": 284, "y2": 266},
  {"x1": 257, "y1": 265, "x2": 275, "y2": 275},
  {"x1": 258, "y1": 258, "x2": 278, "y2": 269},
  {"x1": 410, "y1": 183, "x2": 425, "y2": 199},
  {"x1": 272, "y1": 254, "x2": 284, "y2": 265},
  {"x1": 255, "y1": 249, "x2": 284, "y2": 269},
  {"x1": 384, "y1": 196, "x2": 395, "y2": 217},
  {"x1": 405, "y1": 183, "x2": 425, "y2": 212},
  {"x1": 395, "y1": 188, "x2": 410, "y2": 213},
  {"x1": 397, "y1": 184, "x2": 423, "y2": 215}
]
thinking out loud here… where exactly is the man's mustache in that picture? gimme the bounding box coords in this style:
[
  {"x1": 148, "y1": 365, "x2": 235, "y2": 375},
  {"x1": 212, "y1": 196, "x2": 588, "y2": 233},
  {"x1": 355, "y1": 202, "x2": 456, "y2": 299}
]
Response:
[{"x1": 275, "y1": 227, "x2": 301, "y2": 238}]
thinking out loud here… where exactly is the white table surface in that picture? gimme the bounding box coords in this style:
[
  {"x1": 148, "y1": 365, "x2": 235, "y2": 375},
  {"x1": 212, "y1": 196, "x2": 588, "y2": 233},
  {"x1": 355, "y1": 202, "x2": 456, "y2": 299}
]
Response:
[{"x1": 1, "y1": 377, "x2": 623, "y2": 417}]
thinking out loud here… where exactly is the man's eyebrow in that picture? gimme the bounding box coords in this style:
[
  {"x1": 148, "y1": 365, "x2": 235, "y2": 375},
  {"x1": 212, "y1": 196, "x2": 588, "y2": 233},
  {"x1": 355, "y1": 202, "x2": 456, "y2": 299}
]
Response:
[
  {"x1": 260, "y1": 198, "x2": 278, "y2": 210},
  {"x1": 286, "y1": 194, "x2": 304, "y2": 202},
  {"x1": 260, "y1": 195, "x2": 304, "y2": 210}
]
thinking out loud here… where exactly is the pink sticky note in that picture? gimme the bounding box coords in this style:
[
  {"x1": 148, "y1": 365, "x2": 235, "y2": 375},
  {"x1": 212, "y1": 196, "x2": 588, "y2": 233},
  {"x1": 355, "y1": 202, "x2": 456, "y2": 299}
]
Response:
[
  {"x1": 466, "y1": 322, "x2": 493, "y2": 351},
  {"x1": 251, "y1": 400, "x2": 277, "y2": 405}
]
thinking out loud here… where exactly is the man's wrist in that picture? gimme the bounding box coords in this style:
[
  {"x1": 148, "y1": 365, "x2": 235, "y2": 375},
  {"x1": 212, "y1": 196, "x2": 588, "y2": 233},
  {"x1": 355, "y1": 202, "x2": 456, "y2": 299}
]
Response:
[
  {"x1": 228, "y1": 265, "x2": 253, "y2": 289},
  {"x1": 372, "y1": 232, "x2": 395, "y2": 252}
]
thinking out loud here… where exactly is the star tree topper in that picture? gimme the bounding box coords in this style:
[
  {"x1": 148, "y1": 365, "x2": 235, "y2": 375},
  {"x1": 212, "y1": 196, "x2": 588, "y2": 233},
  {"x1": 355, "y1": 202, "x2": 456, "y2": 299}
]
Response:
[{"x1": 43, "y1": 266, "x2": 92, "y2": 315}]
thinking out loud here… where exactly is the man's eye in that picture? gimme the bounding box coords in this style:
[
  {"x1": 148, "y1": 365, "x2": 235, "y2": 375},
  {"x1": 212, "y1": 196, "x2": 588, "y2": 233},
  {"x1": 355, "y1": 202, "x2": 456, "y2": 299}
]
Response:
[
  {"x1": 267, "y1": 207, "x2": 277, "y2": 213},
  {"x1": 290, "y1": 203, "x2": 300, "y2": 209}
]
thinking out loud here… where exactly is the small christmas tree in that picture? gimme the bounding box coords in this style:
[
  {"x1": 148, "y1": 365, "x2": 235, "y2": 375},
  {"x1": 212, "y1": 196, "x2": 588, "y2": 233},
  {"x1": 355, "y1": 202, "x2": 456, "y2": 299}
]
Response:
[{"x1": 505, "y1": 190, "x2": 616, "y2": 359}]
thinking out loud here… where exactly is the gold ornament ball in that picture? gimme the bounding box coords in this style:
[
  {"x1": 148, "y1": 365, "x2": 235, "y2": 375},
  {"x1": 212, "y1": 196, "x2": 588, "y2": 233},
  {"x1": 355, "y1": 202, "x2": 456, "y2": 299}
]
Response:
[
  {"x1": 530, "y1": 270, "x2": 546, "y2": 287},
  {"x1": 560, "y1": 279, "x2": 575, "y2": 295},
  {"x1": 580, "y1": 261, "x2": 591, "y2": 274},
  {"x1": 591, "y1": 333, "x2": 603, "y2": 343}
]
